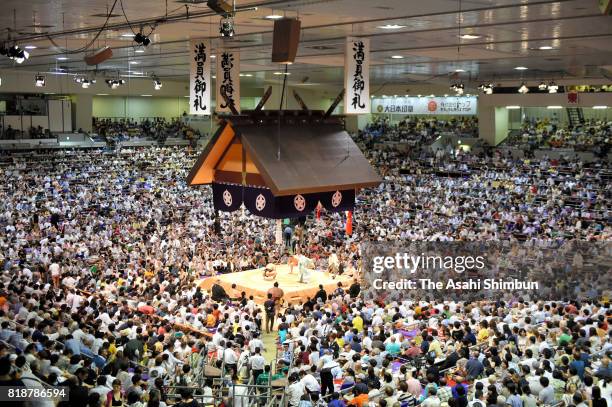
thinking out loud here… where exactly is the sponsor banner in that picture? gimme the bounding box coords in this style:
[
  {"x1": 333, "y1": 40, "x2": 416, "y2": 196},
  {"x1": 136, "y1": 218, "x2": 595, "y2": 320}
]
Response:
[
  {"x1": 215, "y1": 49, "x2": 240, "y2": 113},
  {"x1": 344, "y1": 37, "x2": 370, "y2": 114},
  {"x1": 372, "y1": 96, "x2": 477, "y2": 115},
  {"x1": 189, "y1": 39, "x2": 211, "y2": 115}
]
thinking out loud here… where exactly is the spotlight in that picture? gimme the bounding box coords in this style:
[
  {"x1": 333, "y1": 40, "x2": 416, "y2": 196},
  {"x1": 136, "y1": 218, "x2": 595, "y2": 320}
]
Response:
[
  {"x1": 81, "y1": 79, "x2": 96, "y2": 89},
  {"x1": 134, "y1": 32, "x2": 151, "y2": 47},
  {"x1": 153, "y1": 78, "x2": 163, "y2": 90},
  {"x1": 15, "y1": 52, "x2": 29, "y2": 64},
  {"x1": 538, "y1": 81, "x2": 547, "y2": 91},
  {"x1": 548, "y1": 81, "x2": 558, "y2": 93},
  {"x1": 35, "y1": 74, "x2": 46, "y2": 87},
  {"x1": 105, "y1": 79, "x2": 125, "y2": 89},
  {"x1": 7, "y1": 45, "x2": 29, "y2": 64},
  {"x1": 450, "y1": 83, "x2": 464, "y2": 95},
  {"x1": 478, "y1": 83, "x2": 493, "y2": 94},
  {"x1": 518, "y1": 83, "x2": 529, "y2": 94},
  {"x1": 220, "y1": 16, "x2": 235, "y2": 38}
]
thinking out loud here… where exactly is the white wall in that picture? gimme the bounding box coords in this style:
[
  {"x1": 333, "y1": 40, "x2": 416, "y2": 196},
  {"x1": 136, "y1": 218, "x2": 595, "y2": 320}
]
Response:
[
  {"x1": 519, "y1": 107, "x2": 611, "y2": 122},
  {"x1": 479, "y1": 92, "x2": 612, "y2": 108},
  {"x1": 92, "y1": 96, "x2": 191, "y2": 121},
  {"x1": 0, "y1": 69, "x2": 189, "y2": 97}
]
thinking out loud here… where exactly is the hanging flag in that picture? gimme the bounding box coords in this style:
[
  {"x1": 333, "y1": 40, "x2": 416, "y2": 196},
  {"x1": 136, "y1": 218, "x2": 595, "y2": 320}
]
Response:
[
  {"x1": 316, "y1": 202, "x2": 322, "y2": 221},
  {"x1": 216, "y1": 49, "x2": 240, "y2": 113},
  {"x1": 344, "y1": 37, "x2": 370, "y2": 115},
  {"x1": 275, "y1": 219, "x2": 283, "y2": 245},
  {"x1": 346, "y1": 210, "x2": 353, "y2": 236},
  {"x1": 189, "y1": 39, "x2": 211, "y2": 115}
]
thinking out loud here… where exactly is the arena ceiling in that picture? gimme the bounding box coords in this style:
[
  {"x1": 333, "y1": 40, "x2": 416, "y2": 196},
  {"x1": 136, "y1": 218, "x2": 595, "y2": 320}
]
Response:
[{"x1": 1, "y1": 0, "x2": 611, "y2": 88}]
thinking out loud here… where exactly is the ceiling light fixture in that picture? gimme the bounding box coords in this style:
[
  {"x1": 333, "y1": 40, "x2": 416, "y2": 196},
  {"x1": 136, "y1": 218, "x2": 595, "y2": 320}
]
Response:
[
  {"x1": 81, "y1": 79, "x2": 96, "y2": 89},
  {"x1": 135, "y1": 49, "x2": 145, "y2": 53},
  {"x1": 220, "y1": 16, "x2": 235, "y2": 38},
  {"x1": 35, "y1": 74, "x2": 45, "y2": 87},
  {"x1": 538, "y1": 45, "x2": 553, "y2": 50},
  {"x1": 105, "y1": 79, "x2": 126, "y2": 89},
  {"x1": 454, "y1": 69, "x2": 466, "y2": 72},
  {"x1": 518, "y1": 83, "x2": 529, "y2": 94},
  {"x1": 24, "y1": 45, "x2": 37, "y2": 50},
  {"x1": 56, "y1": 56, "x2": 68, "y2": 61},
  {"x1": 390, "y1": 55, "x2": 404, "y2": 59},
  {"x1": 478, "y1": 83, "x2": 494, "y2": 94},
  {"x1": 593, "y1": 105, "x2": 608, "y2": 109},
  {"x1": 273, "y1": 71, "x2": 290, "y2": 75},
  {"x1": 133, "y1": 32, "x2": 151, "y2": 46},
  {"x1": 459, "y1": 34, "x2": 481, "y2": 39},
  {"x1": 265, "y1": 14, "x2": 283, "y2": 20},
  {"x1": 153, "y1": 77, "x2": 163, "y2": 90},
  {"x1": 514, "y1": 66, "x2": 528, "y2": 70},
  {"x1": 1, "y1": 45, "x2": 30, "y2": 64},
  {"x1": 377, "y1": 24, "x2": 406, "y2": 30},
  {"x1": 547, "y1": 105, "x2": 562, "y2": 109},
  {"x1": 506, "y1": 105, "x2": 521, "y2": 109},
  {"x1": 450, "y1": 83, "x2": 464, "y2": 95}
]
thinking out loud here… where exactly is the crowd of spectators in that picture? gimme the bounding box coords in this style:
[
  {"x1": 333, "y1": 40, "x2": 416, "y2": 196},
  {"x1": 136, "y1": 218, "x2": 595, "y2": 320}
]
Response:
[
  {"x1": 1, "y1": 125, "x2": 52, "y2": 140},
  {"x1": 508, "y1": 118, "x2": 611, "y2": 157},
  {"x1": 92, "y1": 117, "x2": 201, "y2": 145},
  {"x1": 0, "y1": 133, "x2": 609, "y2": 407},
  {"x1": 357, "y1": 117, "x2": 478, "y2": 149}
]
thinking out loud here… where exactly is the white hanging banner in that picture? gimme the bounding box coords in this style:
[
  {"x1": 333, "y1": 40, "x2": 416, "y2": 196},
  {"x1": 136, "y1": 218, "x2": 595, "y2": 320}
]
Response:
[
  {"x1": 189, "y1": 39, "x2": 211, "y2": 115},
  {"x1": 215, "y1": 50, "x2": 240, "y2": 113},
  {"x1": 344, "y1": 37, "x2": 370, "y2": 115}
]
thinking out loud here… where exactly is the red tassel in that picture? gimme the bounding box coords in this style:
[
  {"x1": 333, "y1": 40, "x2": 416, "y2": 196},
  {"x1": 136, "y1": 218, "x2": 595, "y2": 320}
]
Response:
[
  {"x1": 346, "y1": 210, "x2": 353, "y2": 236},
  {"x1": 316, "y1": 203, "x2": 321, "y2": 220}
]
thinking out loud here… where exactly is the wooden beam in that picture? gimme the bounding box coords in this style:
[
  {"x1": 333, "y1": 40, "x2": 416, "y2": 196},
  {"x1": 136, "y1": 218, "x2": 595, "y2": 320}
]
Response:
[
  {"x1": 292, "y1": 90, "x2": 309, "y2": 111},
  {"x1": 324, "y1": 88, "x2": 345, "y2": 118},
  {"x1": 254, "y1": 86, "x2": 272, "y2": 112}
]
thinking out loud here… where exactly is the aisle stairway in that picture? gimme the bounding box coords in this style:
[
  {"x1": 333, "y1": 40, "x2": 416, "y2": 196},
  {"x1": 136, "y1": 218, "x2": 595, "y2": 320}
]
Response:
[
  {"x1": 261, "y1": 332, "x2": 278, "y2": 363},
  {"x1": 566, "y1": 107, "x2": 584, "y2": 127}
]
